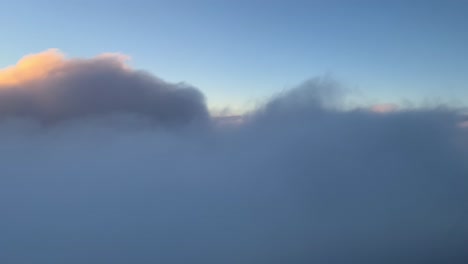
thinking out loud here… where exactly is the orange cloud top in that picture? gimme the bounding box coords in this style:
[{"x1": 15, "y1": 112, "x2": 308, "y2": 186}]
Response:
[
  {"x1": 0, "y1": 49, "x2": 131, "y2": 87},
  {"x1": 0, "y1": 49, "x2": 66, "y2": 86}
]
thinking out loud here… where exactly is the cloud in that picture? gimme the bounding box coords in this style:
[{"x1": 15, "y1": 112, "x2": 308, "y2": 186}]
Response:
[
  {"x1": 0, "y1": 53, "x2": 467, "y2": 263},
  {"x1": 0, "y1": 49, "x2": 65, "y2": 86},
  {"x1": 0, "y1": 50, "x2": 209, "y2": 126},
  {"x1": 370, "y1": 103, "x2": 398, "y2": 113}
]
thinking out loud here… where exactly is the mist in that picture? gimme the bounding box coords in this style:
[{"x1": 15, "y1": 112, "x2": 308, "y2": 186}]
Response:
[{"x1": 1, "y1": 52, "x2": 468, "y2": 263}]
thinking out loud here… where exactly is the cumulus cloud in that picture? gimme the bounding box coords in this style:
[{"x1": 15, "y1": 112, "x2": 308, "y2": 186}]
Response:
[
  {"x1": 0, "y1": 52, "x2": 467, "y2": 263},
  {"x1": 0, "y1": 50, "x2": 208, "y2": 126}
]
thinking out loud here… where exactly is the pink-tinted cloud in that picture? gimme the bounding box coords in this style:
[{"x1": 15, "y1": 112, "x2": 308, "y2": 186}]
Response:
[{"x1": 370, "y1": 103, "x2": 398, "y2": 113}]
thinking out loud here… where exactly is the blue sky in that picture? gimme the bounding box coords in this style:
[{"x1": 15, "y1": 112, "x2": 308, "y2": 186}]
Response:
[{"x1": 1, "y1": 0, "x2": 467, "y2": 110}]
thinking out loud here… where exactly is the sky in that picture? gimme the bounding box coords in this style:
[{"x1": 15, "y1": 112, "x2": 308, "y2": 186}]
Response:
[
  {"x1": 1, "y1": 0, "x2": 468, "y2": 111},
  {"x1": 1, "y1": 1, "x2": 468, "y2": 263}
]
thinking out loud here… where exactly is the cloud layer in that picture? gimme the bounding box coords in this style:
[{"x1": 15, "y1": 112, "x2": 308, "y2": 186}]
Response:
[{"x1": 0, "y1": 51, "x2": 467, "y2": 263}]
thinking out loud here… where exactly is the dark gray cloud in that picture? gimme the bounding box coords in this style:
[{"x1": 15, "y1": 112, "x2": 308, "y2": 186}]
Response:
[
  {"x1": 0, "y1": 51, "x2": 209, "y2": 126},
  {"x1": 0, "y1": 66, "x2": 467, "y2": 263}
]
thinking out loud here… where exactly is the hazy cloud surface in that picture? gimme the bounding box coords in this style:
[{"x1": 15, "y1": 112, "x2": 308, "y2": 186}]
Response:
[{"x1": 0, "y1": 51, "x2": 467, "y2": 264}]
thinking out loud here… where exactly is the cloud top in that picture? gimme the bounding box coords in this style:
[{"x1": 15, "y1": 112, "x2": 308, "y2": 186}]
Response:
[{"x1": 0, "y1": 49, "x2": 65, "y2": 86}]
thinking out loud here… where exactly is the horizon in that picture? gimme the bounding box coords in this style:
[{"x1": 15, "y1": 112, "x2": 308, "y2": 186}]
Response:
[{"x1": 1, "y1": 0, "x2": 468, "y2": 111}]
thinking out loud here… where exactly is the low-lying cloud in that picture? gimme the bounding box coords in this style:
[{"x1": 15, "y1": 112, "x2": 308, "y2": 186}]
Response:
[{"x1": 0, "y1": 51, "x2": 467, "y2": 264}]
